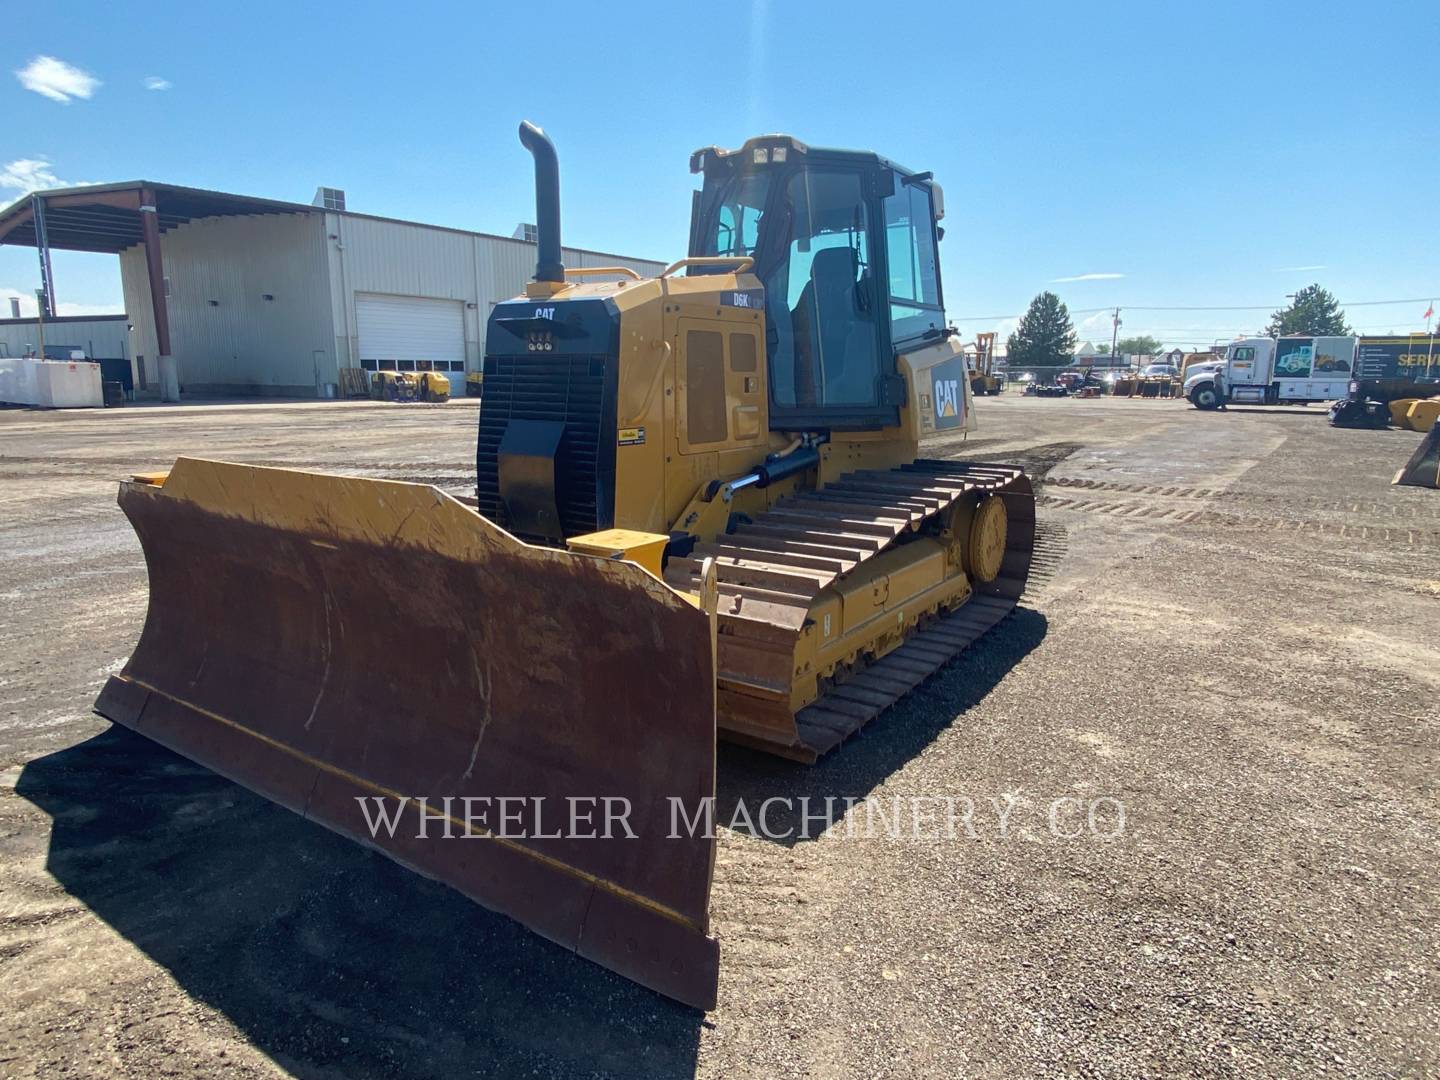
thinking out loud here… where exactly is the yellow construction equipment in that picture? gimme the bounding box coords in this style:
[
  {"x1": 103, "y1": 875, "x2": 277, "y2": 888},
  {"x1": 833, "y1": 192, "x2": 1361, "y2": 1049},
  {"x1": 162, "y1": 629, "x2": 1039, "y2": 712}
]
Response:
[
  {"x1": 369, "y1": 369, "x2": 417, "y2": 401},
  {"x1": 95, "y1": 122, "x2": 1036, "y2": 1010},
  {"x1": 417, "y1": 370, "x2": 451, "y2": 402},
  {"x1": 968, "y1": 331, "x2": 1004, "y2": 395},
  {"x1": 1405, "y1": 398, "x2": 1440, "y2": 432},
  {"x1": 1390, "y1": 398, "x2": 1420, "y2": 427},
  {"x1": 1394, "y1": 418, "x2": 1440, "y2": 487}
]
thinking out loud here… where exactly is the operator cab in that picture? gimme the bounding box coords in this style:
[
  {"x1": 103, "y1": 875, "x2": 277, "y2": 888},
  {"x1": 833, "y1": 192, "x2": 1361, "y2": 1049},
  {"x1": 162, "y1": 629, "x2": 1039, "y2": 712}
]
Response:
[{"x1": 688, "y1": 135, "x2": 947, "y2": 430}]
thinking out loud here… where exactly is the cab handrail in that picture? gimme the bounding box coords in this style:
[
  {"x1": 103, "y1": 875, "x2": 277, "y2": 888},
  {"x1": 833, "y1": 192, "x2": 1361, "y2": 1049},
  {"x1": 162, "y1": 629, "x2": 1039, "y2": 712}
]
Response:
[
  {"x1": 565, "y1": 266, "x2": 643, "y2": 280},
  {"x1": 659, "y1": 256, "x2": 755, "y2": 278}
]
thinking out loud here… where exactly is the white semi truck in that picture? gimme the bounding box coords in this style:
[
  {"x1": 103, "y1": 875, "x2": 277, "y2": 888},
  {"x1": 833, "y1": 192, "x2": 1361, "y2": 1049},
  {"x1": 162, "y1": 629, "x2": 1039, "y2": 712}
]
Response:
[{"x1": 1185, "y1": 335, "x2": 1439, "y2": 410}]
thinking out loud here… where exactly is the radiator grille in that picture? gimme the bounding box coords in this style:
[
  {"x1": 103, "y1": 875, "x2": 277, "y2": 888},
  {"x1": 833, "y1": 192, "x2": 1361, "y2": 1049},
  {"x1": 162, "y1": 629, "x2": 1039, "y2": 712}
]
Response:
[{"x1": 475, "y1": 354, "x2": 617, "y2": 540}]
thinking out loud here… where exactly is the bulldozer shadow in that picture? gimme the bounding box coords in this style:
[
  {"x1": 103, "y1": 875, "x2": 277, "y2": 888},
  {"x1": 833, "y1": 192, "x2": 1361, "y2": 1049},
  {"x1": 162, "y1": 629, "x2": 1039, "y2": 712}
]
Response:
[
  {"x1": 716, "y1": 607, "x2": 1049, "y2": 846},
  {"x1": 13, "y1": 607, "x2": 1046, "y2": 1073},
  {"x1": 15, "y1": 728, "x2": 703, "y2": 1079}
]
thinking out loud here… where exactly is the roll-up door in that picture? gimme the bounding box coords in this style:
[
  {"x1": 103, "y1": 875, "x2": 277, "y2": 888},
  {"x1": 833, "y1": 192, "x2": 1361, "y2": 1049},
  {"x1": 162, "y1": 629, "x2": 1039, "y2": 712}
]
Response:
[{"x1": 355, "y1": 294, "x2": 466, "y2": 372}]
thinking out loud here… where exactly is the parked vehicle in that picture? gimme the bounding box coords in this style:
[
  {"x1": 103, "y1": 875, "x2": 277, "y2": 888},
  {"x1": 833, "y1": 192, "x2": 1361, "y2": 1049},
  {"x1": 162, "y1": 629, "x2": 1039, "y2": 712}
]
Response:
[
  {"x1": 416, "y1": 370, "x2": 451, "y2": 402},
  {"x1": 1350, "y1": 337, "x2": 1440, "y2": 401},
  {"x1": 369, "y1": 370, "x2": 418, "y2": 401},
  {"x1": 1187, "y1": 336, "x2": 1439, "y2": 410}
]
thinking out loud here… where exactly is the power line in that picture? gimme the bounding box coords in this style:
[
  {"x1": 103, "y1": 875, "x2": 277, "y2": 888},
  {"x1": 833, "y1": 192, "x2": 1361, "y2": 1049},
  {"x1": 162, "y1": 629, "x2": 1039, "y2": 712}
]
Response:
[
  {"x1": 952, "y1": 294, "x2": 1437, "y2": 321},
  {"x1": 1113, "y1": 323, "x2": 1434, "y2": 334}
]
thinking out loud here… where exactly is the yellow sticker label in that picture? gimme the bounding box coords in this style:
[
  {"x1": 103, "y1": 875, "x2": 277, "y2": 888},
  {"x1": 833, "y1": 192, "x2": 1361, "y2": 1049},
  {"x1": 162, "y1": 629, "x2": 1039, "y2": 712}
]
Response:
[{"x1": 618, "y1": 426, "x2": 646, "y2": 446}]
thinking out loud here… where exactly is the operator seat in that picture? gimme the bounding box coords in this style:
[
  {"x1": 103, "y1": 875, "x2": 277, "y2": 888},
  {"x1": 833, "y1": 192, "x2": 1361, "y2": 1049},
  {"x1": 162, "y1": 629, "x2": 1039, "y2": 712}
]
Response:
[{"x1": 790, "y1": 246, "x2": 874, "y2": 405}]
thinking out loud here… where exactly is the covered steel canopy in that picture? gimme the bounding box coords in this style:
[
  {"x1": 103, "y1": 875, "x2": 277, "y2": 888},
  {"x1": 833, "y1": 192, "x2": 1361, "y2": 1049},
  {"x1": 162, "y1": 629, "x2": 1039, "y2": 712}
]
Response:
[
  {"x1": 0, "y1": 182, "x2": 314, "y2": 254},
  {"x1": 0, "y1": 182, "x2": 317, "y2": 399}
]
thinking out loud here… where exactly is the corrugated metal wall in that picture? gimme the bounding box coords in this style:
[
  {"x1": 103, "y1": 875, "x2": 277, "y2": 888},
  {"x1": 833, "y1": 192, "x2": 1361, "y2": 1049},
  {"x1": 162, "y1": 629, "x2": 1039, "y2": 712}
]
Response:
[
  {"x1": 120, "y1": 213, "x2": 333, "y2": 395},
  {"x1": 0, "y1": 316, "x2": 129, "y2": 361},
  {"x1": 326, "y1": 213, "x2": 665, "y2": 372},
  {"x1": 116, "y1": 206, "x2": 666, "y2": 397}
]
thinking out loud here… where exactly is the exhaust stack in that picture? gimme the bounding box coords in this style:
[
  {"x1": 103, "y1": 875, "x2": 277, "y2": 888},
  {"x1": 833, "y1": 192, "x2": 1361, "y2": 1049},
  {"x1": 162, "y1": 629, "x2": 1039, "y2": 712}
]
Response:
[{"x1": 518, "y1": 121, "x2": 564, "y2": 284}]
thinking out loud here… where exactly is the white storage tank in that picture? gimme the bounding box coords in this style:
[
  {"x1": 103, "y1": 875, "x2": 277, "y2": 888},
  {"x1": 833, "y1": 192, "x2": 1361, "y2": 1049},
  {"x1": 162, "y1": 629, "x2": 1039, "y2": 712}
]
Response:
[{"x1": 0, "y1": 358, "x2": 104, "y2": 407}]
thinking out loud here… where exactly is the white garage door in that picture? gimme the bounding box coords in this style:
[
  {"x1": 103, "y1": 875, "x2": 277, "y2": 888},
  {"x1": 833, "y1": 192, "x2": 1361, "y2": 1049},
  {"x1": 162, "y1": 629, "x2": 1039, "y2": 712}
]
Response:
[{"x1": 355, "y1": 294, "x2": 466, "y2": 372}]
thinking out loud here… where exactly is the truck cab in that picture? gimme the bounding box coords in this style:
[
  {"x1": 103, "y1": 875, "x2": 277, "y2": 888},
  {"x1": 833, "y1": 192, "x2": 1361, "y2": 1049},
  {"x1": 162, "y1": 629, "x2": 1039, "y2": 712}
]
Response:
[{"x1": 1186, "y1": 336, "x2": 1356, "y2": 409}]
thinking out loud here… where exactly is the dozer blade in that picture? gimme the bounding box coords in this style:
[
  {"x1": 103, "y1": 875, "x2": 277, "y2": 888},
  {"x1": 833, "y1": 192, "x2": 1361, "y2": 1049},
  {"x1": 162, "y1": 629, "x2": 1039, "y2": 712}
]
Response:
[{"x1": 94, "y1": 458, "x2": 720, "y2": 1009}]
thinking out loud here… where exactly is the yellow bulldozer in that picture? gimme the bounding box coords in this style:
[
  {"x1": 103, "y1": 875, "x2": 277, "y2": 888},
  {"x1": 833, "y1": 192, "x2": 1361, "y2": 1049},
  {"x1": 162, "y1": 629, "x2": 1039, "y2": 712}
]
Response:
[{"x1": 95, "y1": 123, "x2": 1036, "y2": 1009}]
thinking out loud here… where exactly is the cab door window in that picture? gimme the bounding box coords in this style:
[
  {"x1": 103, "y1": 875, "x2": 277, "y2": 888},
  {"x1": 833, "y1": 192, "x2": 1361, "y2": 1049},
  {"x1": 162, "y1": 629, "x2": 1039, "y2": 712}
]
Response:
[
  {"x1": 765, "y1": 168, "x2": 881, "y2": 408},
  {"x1": 882, "y1": 183, "x2": 943, "y2": 346}
]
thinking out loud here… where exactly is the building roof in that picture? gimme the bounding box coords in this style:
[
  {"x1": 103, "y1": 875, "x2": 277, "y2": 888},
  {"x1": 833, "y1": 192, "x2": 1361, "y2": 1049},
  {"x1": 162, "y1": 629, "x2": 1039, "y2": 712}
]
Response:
[
  {"x1": 0, "y1": 313, "x2": 128, "y2": 326},
  {"x1": 0, "y1": 181, "x2": 663, "y2": 264},
  {"x1": 0, "y1": 182, "x2": 315, "y2": 254}
]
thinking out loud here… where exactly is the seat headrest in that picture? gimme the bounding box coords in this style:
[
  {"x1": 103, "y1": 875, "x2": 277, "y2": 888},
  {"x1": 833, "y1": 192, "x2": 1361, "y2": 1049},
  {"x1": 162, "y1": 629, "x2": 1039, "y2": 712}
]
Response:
[{"x1": 809, "y1": 246, "x2": 858, "y2": 283}]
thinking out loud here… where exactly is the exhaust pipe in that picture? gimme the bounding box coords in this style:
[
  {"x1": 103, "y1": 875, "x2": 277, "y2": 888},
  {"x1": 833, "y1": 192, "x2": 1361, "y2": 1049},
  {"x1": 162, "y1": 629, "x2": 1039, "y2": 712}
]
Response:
[{"x1": 518, "y1": 121, "x2": 565, "y2": 284}]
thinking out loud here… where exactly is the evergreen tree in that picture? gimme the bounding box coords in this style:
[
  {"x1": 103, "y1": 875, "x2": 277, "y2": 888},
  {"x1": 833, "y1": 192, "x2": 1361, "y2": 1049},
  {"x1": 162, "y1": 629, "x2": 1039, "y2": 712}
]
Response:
[
  {"x1": 1007, "y1": 292, "x2": 1077, "y2": 366},
  {"x1": 1266, "y1": 284, "x2": 1351, "y2": 336}
]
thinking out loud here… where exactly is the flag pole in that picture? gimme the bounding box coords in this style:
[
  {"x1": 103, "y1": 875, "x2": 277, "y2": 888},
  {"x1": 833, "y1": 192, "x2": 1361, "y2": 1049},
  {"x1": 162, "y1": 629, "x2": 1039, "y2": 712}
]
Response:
[{"x1": 1427, "y1": 300, "x2": 1435, "y2": 378}]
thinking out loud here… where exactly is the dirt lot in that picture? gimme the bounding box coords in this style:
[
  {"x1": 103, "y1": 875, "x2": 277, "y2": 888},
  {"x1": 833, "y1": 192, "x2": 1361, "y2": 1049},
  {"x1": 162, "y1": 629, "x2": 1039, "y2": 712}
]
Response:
[{"x1": 1, "y1": 395, "x2": 1437, "y2": 1078}]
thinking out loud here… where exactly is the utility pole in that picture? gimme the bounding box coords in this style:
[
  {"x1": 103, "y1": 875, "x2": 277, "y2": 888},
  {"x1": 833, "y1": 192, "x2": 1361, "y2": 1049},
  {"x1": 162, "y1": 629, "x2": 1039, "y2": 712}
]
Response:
[
  {"x1": 34, "y1": 289, "x2": 46, "y2": 359},
  {"x1": 1110, "y1": 308, "x2": 1121, "y2": 366}
]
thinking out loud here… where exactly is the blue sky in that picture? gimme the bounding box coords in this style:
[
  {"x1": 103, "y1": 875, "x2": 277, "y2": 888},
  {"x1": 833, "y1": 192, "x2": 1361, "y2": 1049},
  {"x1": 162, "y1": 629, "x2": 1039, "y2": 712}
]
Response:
[{"x1": 2, "y1": 0, "x2": 1437, "y2": 349}]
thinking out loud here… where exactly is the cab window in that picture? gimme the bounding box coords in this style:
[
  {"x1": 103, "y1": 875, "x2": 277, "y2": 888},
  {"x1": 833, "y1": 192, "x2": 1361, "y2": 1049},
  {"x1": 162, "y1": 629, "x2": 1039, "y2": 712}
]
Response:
[
  {"x1": 765, "y1": 168, "x2": 881, "y2": 408},
  {"x1": 703, "y1": 173, "x2": 769, "y2": 258},
  {"x1": 882, "y1": 183, "x2": 942, "y2": 345}
]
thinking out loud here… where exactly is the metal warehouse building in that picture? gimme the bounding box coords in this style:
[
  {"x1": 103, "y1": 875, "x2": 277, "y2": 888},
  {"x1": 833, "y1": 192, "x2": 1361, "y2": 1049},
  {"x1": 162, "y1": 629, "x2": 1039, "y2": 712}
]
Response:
[
  {"x1": 0, "y1": 313, "x2": 129, "y2": 362},
  {"x1": 0, "y1": 184, "x2": 663, "y2": 400}
]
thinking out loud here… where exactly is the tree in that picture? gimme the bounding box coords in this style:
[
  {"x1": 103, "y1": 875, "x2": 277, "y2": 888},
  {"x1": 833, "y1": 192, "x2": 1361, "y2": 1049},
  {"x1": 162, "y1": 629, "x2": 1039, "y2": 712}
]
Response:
[
  {"x1": 1095, "y1": 342, "x2": 1111, "y2": 354},
  {"x1": 1115, "y1": 335, "x2": 1165, "y2": 356},
  {"x1": 1007, "y1": 292, "x2": 1076, "y2": 367},
  {"x1": 1266, "y1": 284, "x2": 1351, "y2": 336}
]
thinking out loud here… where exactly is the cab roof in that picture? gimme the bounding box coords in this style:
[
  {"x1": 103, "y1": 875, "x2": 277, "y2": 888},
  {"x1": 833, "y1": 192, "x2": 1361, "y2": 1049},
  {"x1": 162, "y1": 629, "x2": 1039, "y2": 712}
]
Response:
[{"x1": 689, "y1": 134, "x2": 920, "y2": 178}]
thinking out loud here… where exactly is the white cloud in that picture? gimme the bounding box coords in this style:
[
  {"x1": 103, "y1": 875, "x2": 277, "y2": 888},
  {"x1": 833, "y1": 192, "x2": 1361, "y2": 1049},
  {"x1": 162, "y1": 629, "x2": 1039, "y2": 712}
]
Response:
[
  {"x1": 142, "y1": 76, "x2": 171, "y2": 91},
  {"x1": 0, "y1": 157, "x2": 93, "y2": 193},
  {"x1": 0, "y1": 286, "x2": 123, "y2": 319},
  {"x1": 1051, "y1": 272, "x2": 1126, "y2": 283},
  {"x1": 951, "y1": 316, "x2": 1021, "y2": 347},
  {"x1": 1271, "y1": 264, "x2": 1327, "y2": 272},
  {"x1": 15, "y1": 56, "x2": 100, "y2": 103}
]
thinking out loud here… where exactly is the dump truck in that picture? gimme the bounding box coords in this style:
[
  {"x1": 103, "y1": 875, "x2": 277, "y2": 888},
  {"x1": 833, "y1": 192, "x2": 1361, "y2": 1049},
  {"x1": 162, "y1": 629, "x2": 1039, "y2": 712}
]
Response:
[{"x1": 94, "y1": 123, "x2": 1036, "y2": 1010}]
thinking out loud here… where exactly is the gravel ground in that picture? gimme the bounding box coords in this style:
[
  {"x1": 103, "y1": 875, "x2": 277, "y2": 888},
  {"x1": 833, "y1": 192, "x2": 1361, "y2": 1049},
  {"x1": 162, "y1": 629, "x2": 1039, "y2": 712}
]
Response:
[{"x1": 0, "y1": 394, "x2": 1436, "y2": 1078}]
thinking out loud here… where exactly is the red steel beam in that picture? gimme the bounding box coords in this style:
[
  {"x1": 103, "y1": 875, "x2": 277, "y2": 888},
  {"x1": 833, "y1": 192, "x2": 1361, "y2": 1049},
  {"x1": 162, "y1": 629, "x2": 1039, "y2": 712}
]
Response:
[{"x1": 139, "y1": 188, "x2": 174, "y2": 397}]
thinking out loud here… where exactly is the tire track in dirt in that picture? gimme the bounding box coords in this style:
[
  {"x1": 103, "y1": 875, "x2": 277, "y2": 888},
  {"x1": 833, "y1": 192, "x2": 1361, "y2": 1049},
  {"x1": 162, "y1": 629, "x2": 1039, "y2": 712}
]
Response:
[
  {"x1": 1043, "y1": 475, "x2": 1440, "y2": 522},
  {"x1": 1037, "y1": 493, "x2": 1440, "y2": 548}
]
